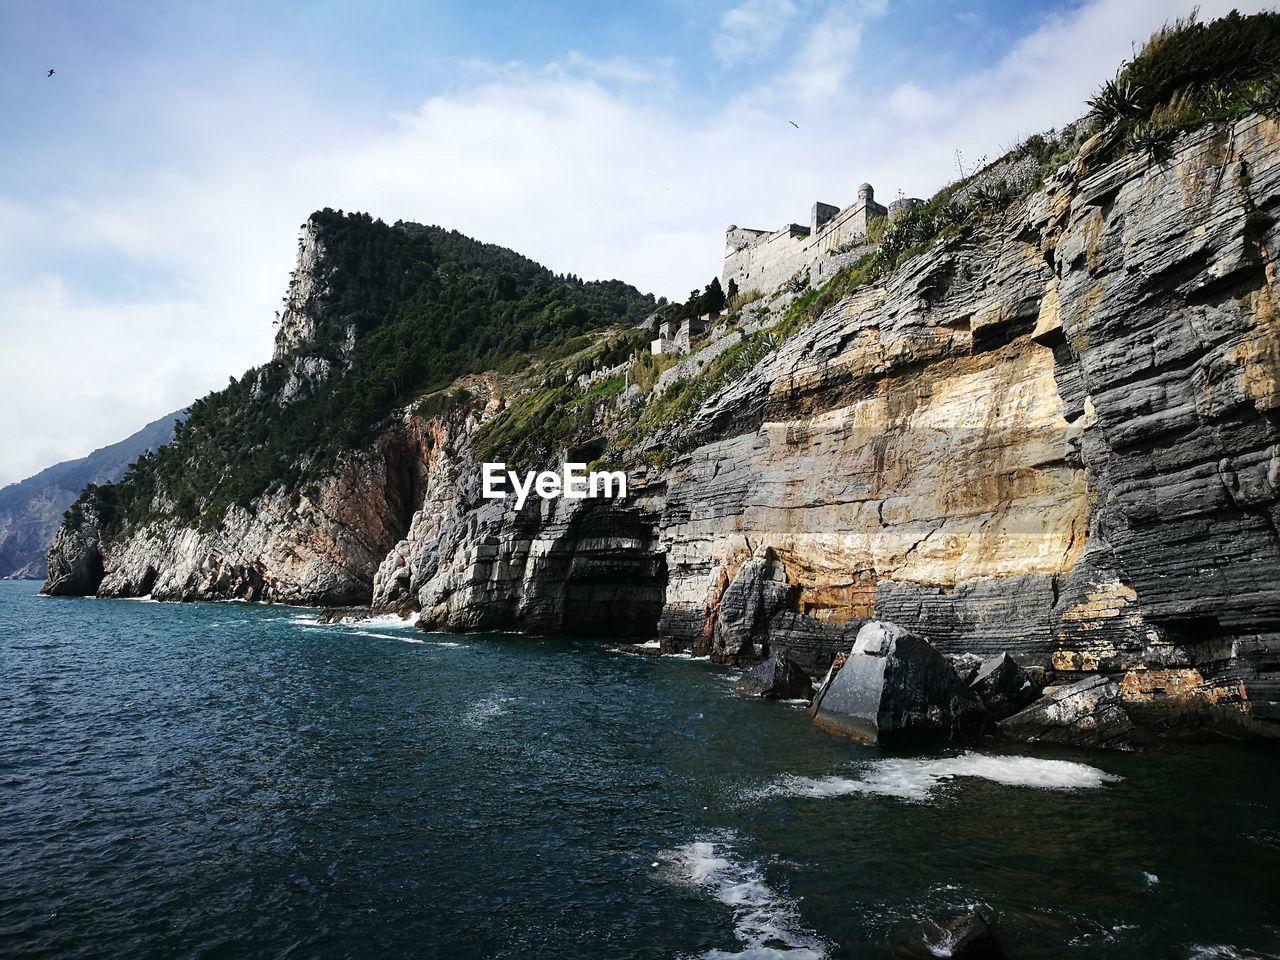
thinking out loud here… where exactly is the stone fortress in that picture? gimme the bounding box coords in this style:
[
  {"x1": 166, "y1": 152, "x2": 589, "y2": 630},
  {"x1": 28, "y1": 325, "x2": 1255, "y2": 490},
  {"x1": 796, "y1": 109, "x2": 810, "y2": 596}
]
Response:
[{"x1": 722, "y1": 183, "x2": 921, "y2": 297}]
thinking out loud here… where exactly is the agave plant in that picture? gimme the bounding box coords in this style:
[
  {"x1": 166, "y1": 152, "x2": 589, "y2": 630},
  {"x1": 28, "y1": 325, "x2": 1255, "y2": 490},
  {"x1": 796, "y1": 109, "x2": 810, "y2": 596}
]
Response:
[
  {"x1": 1087, "y1": 73, "x2": 1146, "y2": 125},
  {"x1": 1245, "y1": 74, "x2": 1280, "y2": 118},
  {"x1": 1126, "y1": 121, "x2": 1177, "y2": 163}
]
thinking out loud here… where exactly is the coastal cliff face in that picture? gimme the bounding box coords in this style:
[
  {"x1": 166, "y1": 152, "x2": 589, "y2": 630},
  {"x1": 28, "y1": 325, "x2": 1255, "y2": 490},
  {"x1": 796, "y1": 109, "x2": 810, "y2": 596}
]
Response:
[
  {"x1": 45, "y1": 112, "x2": 1280, "y2": 730},
  {"x1": 363, "y1": 113, "x2": 1280, "y2": 729}
]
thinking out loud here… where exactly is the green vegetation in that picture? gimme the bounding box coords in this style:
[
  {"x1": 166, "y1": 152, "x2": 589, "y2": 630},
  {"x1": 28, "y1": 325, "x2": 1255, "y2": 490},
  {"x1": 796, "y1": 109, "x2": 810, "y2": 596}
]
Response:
[
  {"x1": 73, "y1": 210, "x2": 654, "y2": 535},
  {"x1": 1087, "y1": 10, "x2": 1280, "y2": 158}
]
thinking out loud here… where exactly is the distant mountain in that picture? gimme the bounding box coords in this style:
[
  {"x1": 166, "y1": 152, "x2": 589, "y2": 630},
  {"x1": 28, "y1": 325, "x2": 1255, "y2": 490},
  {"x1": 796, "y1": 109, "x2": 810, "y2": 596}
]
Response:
[{"x1": 0, "y1": 411, "x2": 185, "y2": 579}]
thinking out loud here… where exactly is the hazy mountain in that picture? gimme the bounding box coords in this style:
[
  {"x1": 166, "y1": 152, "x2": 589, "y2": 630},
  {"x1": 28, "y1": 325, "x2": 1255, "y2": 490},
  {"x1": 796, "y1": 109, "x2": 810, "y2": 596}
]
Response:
[{"x1": 0, "y1": 411, "x2": 185, "y2": 579}]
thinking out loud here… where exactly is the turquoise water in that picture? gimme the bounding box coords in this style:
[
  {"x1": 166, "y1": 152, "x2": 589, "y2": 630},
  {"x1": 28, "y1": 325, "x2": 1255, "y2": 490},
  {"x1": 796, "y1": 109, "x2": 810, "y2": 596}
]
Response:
[{"x1": 1, "y1": 578, "x2": 1278, "y2": 959}]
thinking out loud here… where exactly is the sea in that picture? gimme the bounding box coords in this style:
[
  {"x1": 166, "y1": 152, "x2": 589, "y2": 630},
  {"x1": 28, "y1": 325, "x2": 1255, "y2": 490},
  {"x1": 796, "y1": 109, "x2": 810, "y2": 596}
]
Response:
[{"x1": 1, "y1": 579, "x2": 1277, "y2": 959}]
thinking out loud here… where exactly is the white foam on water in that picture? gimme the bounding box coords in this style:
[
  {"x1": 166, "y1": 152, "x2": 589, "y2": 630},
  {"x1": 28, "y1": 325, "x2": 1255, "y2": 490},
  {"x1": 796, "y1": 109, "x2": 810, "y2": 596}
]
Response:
[
  {"x1": 1143, "y1": 871, "x2": 1160, "y2": 886},
  {"x1": 660, "y1": 836, "x2": 827, "y2": 959},
  {"x1": 759, "y1": 752, "x2": 1121, "y2": 803},
  {"x1": 353, "y1": 629, "x2": 425, "y2": 644},
  {"x1": 1187, "y1": 946, "x2": 1271, "y2": 960},
  {"x1": 353, "y1": 612, "x2": 417, "y2": 628}
]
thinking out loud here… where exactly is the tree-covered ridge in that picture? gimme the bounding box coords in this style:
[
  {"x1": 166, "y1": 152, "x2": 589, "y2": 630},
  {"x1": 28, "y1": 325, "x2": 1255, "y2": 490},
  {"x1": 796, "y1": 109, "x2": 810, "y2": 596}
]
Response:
[{"x1": 73, "y1": 210, "x2": 655, "y2": 534}]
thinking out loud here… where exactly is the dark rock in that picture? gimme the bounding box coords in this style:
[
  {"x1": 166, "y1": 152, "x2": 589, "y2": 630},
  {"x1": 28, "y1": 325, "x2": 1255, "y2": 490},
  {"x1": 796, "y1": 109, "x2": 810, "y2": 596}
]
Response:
[
  {"x1": 998, "y1": 674, "x2": 1139, "y2": 750},
  {"x1": 734, "y1": 653, "x2": 814, "y2": 700},
  {"x1": 896, "y1": 906, "x2": 1005, "y2": 959},
  {"x1": 948, "y1": 653, "x2": 985, "y2": 685},
  {"x1": 317, "y1": 606, "x2": 375, "y2": 624},
  {"x1": 810, "y1": 621, "x2": 986, "y2": 746},
  {"x1": 712, "y1": 546, "x2": 793, "y2": 661},
  {"x1": 765, "y1": 611, "x2": 863, "y2": 677},
  {"x1": 969, "y1": 653, "x2": 1042, "y2": 722},
  {"x1": 42, "y1": 508, "x2": 104, "y2": 597},
  {"x1": 938, "y1": 905, "x2": 1004, "y2": 960}
]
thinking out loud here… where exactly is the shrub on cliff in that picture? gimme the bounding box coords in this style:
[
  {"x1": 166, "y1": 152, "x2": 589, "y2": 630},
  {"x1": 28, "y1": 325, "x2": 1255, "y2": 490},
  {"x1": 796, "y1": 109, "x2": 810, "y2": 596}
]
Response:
[{"x1": 1088, "y1": 10, "x2": 1280, "y2": 153}]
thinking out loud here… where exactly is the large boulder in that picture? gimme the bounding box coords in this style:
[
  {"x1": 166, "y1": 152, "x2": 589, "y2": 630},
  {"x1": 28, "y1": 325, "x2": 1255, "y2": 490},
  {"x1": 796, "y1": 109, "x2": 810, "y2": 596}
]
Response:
[
  {"x1": 734, "y1": 653, "x2": 815, "y2": 700},
  {"x1": 809, "y1": 621, "x2": 986, "y2": 747},
  {"x1": 969, "y1": 653, "x2": 1042, "y2": 722},
  {"x1": 998, "y1": 675, "x2": 1139, "y2": 750},
  {"x1": 712, "y1": 546, "x2": 793, "y2": 661}
]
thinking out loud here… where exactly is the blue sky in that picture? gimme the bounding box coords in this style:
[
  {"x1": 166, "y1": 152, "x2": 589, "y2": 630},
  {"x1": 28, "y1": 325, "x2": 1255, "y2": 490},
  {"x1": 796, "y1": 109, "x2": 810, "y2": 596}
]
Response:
[{"x1": 0, "y1": 0, "x2": 1270, "y2": 484}]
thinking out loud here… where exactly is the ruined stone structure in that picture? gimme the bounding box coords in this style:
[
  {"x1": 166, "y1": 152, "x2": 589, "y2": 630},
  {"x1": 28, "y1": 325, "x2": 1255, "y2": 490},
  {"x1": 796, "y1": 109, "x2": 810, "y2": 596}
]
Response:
[
  {"x1": 651, "y1": 313, "x2": 712, "y2": 357},
  {"x1": 722, "y1": 183, "x2": 896, "y2": 296}
]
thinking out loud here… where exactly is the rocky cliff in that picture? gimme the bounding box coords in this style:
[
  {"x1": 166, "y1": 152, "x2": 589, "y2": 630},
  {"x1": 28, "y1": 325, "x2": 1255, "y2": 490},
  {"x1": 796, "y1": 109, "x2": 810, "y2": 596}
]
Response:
[
  {"x1": 43, "y1": 105, "x2": 1280, "y2": 733},
  {"x1": 359, "y1": 112, "x2": 1280, "y2": 733}
]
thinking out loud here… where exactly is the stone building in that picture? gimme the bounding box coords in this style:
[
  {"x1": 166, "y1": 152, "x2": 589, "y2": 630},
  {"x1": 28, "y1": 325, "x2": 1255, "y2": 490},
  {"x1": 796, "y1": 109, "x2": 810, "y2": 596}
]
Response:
[
  {"x1": 723, "y1": 183, "x2": 906, "y2": 297},
  {"x1": 651, "y1": 313, "x2": 714, "y2": 357}
]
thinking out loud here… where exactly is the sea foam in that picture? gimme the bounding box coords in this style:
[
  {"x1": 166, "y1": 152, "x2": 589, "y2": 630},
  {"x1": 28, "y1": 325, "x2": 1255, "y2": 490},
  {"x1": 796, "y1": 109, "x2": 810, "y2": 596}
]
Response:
[
  {"x1": 660, "y1": 835, "x2": 827, "y2": 959},
  {"x1": 759, "y1": 753, "x2": 1120, "y2": 803}
]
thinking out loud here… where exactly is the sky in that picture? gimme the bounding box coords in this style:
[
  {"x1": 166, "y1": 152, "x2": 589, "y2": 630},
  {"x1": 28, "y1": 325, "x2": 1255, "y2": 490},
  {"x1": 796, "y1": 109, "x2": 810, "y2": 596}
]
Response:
[{"x1": 0, "y1": 0, "x2": 1273, "y2": 486}]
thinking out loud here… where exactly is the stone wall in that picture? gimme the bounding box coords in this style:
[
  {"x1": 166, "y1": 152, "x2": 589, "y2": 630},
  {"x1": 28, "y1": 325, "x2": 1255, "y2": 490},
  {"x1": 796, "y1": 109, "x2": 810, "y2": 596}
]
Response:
[{"x1": 722, "y1": 185, "x2": 890, "y2": 297}]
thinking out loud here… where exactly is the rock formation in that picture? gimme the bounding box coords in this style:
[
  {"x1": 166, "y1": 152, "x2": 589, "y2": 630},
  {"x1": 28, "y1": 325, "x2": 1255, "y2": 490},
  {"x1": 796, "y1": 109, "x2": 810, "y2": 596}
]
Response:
[
  {"x1": 998, "y1": 675, "x2": 1140, "y2": 751},
  {"x1": 1, "y1": 411, "x2": 180, "y2": 580},
  {"x1": 43, "y1": 108, "x2": 1280, "y2": 737},
  {"x1": 733, "y1": 653, "x2": 814, "y2": 700},
  {"x1": 809, "y1": 621, "x2": 986, "y2": 746}
]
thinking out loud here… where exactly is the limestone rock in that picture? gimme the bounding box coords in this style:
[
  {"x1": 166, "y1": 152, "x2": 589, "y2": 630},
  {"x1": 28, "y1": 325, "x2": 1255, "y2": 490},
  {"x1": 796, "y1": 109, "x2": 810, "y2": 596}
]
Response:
[
  {"x1": 43, "y1": 508, "x2": 104, "y2": 597},
  {"x1": 733, "y1": 653, "x2": 814, "y2": 700},
  {"x1": 711, "y1": 546, "x2": 793, "y2": 662},
  {"x1": 998, "y1": 675, "x2": 1139, "y2": 750},
  {"x1": 810, "y1": 621, "x2": 986, "y2": 746},
  {"x1": 317, "y1": 607, "x2": 375, "y2": 624}
]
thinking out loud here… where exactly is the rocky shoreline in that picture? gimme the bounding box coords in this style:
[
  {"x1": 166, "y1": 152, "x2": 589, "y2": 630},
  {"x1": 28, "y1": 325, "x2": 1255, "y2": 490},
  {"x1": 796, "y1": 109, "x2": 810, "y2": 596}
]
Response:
[{"x1": 43, "y1": 111, "x2": 1280, "y2": 742}]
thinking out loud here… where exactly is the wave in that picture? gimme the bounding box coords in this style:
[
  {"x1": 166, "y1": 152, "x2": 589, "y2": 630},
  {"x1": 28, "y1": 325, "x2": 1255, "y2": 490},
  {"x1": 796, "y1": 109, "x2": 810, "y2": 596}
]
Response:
[
  {"x1": 660, "y1": 835, "x2": 827, "y2": 959},
  {"x1": 353, "y1": 629, "x2": 425, "y2": 644},
  {"x1": 757, "y1": 753, "x2": 1121, "y2": 803}
]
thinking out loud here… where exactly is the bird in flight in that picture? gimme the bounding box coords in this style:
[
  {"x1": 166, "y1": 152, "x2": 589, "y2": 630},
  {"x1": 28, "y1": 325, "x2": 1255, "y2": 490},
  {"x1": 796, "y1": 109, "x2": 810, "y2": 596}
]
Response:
[
  {"x1": 47, "y1": 68, "x2": 55, "y2": 77},
  {"x1": 788, "y1": 120, "x2": 799, "y2": 128}
]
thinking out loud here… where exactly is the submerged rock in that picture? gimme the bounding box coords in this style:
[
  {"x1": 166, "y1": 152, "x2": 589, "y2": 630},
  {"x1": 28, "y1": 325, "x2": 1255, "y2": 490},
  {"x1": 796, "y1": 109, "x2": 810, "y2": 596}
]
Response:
[
  {"x1": 998, "y1": 675, "x2": 1139, "y2": 750},
  {"x1": 896, "y1": 905, "x2": 1005, "y2": 959},
  {"x1": 809, "y1": 621, "x2": 986, "y2": 746},
  {"x1": 969, "y1": 653, "x2": 1042, "y2": 722},
  {"x1": 734, "y1": 653, "x2": 814, "y2": 700}
]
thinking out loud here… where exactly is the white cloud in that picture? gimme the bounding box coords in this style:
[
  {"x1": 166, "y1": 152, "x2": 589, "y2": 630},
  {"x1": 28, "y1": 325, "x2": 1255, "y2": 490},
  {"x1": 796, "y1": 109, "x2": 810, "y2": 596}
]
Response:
[
  {"x1": 1, "y1": 0, "x2": 1273, "y2": 485},
  {"x1": 713, "y1": 0, "x2": 800, "y2": 66}
]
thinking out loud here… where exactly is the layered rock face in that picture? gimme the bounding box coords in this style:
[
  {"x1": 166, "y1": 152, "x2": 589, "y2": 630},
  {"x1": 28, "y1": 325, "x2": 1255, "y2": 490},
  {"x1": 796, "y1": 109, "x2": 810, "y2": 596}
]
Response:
[
  {"x1": 44, "y1": 114, "x2": 1280, "y2": 733},
  {"x1": 372, "y1": 457, "x2": 667, "y2": 638}
]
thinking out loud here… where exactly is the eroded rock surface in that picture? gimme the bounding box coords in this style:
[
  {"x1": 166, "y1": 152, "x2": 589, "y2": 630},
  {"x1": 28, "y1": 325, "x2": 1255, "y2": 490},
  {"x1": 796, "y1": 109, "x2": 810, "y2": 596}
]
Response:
[
  {"x1": 999, "y1": 675, "x2": 1139, "y2": 750},
  {"x1": 43, "y1": 114, "x2": 1280, "y2": 734}
]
